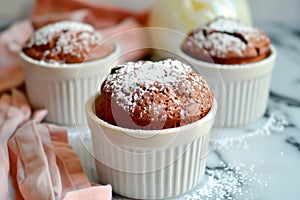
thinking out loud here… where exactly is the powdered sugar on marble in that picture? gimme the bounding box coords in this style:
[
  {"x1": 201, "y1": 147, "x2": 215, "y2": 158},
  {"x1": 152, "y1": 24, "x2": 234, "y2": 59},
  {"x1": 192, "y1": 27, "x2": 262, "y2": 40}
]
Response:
[
  {"x1": 182, "y1": 161, "x2": 271, "y2": 200},
  {"x1": 217, "y1": 108, "x2": 288, "y2": 150}
]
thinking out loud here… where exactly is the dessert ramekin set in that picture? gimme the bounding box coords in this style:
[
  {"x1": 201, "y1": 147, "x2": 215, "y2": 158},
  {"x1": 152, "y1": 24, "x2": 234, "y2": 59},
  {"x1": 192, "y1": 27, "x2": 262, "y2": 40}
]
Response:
[
  {"x1": 20, "y1": 21, "x2": 120, "y2": 125},
  {"x1": 180, "y1": 17, "x2": 276, "y2": 127},
  {"x1": 86, "y1": 95, "x2": 217, "y2": 199},
  {"x1": 18, "y1": 17, "x2": 276, "y2": 199}
]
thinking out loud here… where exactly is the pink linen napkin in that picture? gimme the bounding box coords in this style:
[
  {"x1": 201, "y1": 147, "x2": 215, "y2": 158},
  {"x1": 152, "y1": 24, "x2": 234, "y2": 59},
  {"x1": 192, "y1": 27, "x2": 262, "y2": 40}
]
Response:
[
  {"x1": 0, "y1": 89, "x2": 35, "y2": 200},
  {"x1": 0, "y1": 89, "x2": 112, "y2": 200},
  {"x1": 0, "y1": 1, "x2": 151, "y2": 197},
  {"x1": 0, "y1": 0, "x2": 150, "y2": 93},
  {"x1": 0, "y1": 21, "x2": 32, "y2": 93},
  {"x1": 63, "y1": 185, "x2": 112, "y2": 200}
]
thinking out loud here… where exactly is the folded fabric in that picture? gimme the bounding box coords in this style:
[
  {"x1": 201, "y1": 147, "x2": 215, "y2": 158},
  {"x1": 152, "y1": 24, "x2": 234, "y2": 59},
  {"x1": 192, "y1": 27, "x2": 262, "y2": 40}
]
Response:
[
  {"x1": 0, "y1": 0, "x2": 150, "y2": 93},
  {"x1": 63, "y1": 185, "x2": 112, "y2": 200},
  {"x1": 30, "y1": 0, "x2": 148, "y2": 29},
  {"x1": 0, "y1": 89, "x2": 35, "y2": 200},
  {"x1": 0, "y1": 89, "x2": 112, "y2": 200},
  {"x1": 0, "y1": 21, "x2": 32, "y2": 93}
]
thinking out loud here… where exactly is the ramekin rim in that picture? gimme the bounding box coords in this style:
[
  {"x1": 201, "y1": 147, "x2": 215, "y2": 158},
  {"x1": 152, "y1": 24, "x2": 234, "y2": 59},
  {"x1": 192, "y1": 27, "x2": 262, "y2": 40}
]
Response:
[
  {"x1": 19, "y1": 44, "x2": 120, "y2": 69},
  {"x1": 180, "y1": 44, "x2": 276, "y2": 69},
  {"x1": 85, "y1": 94, "x2": 217, "y2": 136}
]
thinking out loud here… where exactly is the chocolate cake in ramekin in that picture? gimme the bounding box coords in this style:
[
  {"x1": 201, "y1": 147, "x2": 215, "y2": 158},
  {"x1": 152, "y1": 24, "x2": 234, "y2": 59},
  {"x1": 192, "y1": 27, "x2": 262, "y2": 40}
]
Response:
[
  {"x1": 20, "y1": 21, "x2": 120, "y2": 125},
  {"x1": 85, "y1": 59, "x2": 217, "y2": 199},
  {"x1": 181, "y1": 17, "x2": 276, "y2": 127}
]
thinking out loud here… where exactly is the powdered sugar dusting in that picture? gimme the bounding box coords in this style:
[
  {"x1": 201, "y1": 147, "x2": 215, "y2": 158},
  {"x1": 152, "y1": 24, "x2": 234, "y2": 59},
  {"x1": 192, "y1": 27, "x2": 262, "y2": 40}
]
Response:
[
  {"x1": 102, "y1": 59, "x2": 213, "y2": 118},
  {"x1": 25, "y1": 21, "x2": 103, "y2": 62},
  {"x1": 180, "y1": 108, "x2": 287, "y2": 199},
  {"x1": 194, "y1": 32, "x2": 247, "y2": 58},
  {"x1": 182, "y1": 161, "x2": 271, "y2": 200},
  {"x1": 26, "y1": 21, "x2": 96, "y2": 47},
  {"x1": 217, "y1": 108, "x2": 288, "y2": 150},
  {"x1": 206, "y1": 17, "x2": 253, "y2": 34},
  {"x1": 185, "y1": 17, "x2": 269, "y2": 59}
]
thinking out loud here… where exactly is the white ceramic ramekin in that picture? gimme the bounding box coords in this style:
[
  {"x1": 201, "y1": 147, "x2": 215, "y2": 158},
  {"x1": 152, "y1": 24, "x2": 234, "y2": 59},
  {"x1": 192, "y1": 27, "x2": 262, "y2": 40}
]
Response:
[
  {"x1": 19, "y1": 46, "x2": 120, "y2": 125},
  {"x1": 181, "y1": 45, "x2": 276, "y2": 127},
  {"x1": 85, "y1": 94, "x2": 217, "y2": 199}
]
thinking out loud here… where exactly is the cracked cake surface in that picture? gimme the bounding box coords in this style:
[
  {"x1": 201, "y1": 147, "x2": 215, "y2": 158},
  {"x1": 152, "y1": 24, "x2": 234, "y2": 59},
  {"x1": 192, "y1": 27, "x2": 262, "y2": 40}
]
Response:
[
  {"x1": 181, "y1": 17, "x2": 271, "y2": 64},
  {"x1": 95, "y1": 59, "x2": 213, "y2": 130}
]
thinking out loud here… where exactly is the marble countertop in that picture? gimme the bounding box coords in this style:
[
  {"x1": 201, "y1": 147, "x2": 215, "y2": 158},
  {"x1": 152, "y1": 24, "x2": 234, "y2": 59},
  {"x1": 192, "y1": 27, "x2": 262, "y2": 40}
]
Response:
[
  {"x1": 1, "y1": 20, "x2": 298, "y2": 199},
  {"x1": 179, "y1": 22, "x2": 300, "y2": 200},
  {"x1": 67, "y1": 22, "x2": 300, "y2": 200}
]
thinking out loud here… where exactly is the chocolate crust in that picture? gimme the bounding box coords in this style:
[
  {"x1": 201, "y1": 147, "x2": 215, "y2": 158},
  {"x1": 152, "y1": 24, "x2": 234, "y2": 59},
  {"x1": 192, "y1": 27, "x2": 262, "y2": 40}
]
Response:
[
  {"x1": 22, "y1": 21, "x2": 115, "y2": 64},
  {"x1": 95, "y1": 59, "x2": 214, "y2": 130},
  {"x1": 181, "y1": 17, "x2": 271, "y2": 64}
]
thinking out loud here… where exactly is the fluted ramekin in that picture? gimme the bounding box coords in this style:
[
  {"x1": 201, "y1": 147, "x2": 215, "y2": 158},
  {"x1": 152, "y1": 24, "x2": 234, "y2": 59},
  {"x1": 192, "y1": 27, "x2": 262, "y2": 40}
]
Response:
[
  {"x1": 19, "y1": 46, "x2": 120, "y2": 125},
  {"x1": 85, "y1": 94, "x2": 217, "y2": 199},
  {"x1": 181, "y1": 45, "x2": 276, "y2": 127}
]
